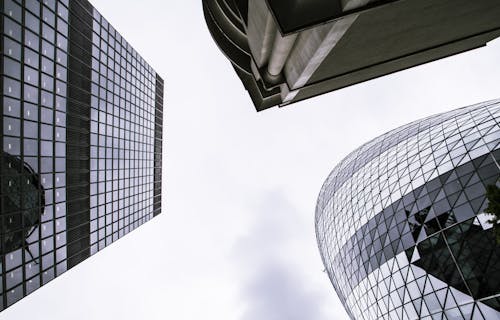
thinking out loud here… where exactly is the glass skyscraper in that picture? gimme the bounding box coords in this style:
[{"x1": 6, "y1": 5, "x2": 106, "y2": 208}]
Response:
[
  {"x1": 1, "y1": 0, "x2": 163, "y2": 310},
  {"x1": 316, "y1": 100, "x2": 500, "y2": 319}
]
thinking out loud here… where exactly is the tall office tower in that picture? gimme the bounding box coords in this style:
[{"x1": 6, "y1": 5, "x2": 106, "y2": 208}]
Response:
[
  {"x1": 316, "y1": 100, "x2": 500, "y2": 319},
  {"x1": 202, "y1": 0, "x2": 500, "y2": 111},
  {"x1": 1, "y1": 0, "x2": 163, "y2": 310}
]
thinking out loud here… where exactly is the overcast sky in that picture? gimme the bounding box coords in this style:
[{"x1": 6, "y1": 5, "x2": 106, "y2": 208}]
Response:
[{"x1": 1, "y1": 1, "x2": 500, "y2": 320}]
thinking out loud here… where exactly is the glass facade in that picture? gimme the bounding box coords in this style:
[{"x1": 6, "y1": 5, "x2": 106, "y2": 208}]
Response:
[
  {"x1": 1, "y1": 0, "x2": 163, "y2": 311},
  {"x1": 88, "y1": 5, "x2": 157, "y2": 256},
  {"x1": 316, "y1": 100, "x2": 500, "y2": 319}
]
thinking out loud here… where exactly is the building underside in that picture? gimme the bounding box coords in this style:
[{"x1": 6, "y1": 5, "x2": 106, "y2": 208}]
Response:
[{"x1": 203, "y1": 0, "x2": 500, "y2": 111}]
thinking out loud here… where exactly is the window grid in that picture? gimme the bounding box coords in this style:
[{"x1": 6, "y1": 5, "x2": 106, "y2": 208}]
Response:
[
  {"x1": 1, "y1": 0, "x2": 68, "y2": 307},
  {"x1": 88, "y1": 8, "x2": 156, "y2": 255},
  {"x1": 1, "y1": 0, "x2": 162, "y2": 310}
]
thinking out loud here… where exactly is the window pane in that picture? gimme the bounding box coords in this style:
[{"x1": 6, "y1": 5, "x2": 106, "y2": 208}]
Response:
[
  {"x1": 42, "y1": 57, "x2": 54, "y2": 75},
  {"x1": 3, "y1": 97, "x2": 20, "y2": 117},
  {"x1": 4, "y1": 0, "x2": 22, "y2": 22},
  {"x1": 24, "y1": 103, "x2": 39, "y2": 121},
  {"x1": 4, "y1": 37, "x2": 21, "y2": 60},
  {"x1": 24, "y1": 120, "x2": 38, "y2": 139},
  {"x1": 41, "y1": 124, "x2": 53, "y2": 141},
  {"x1": 42, "y1": 7, "x2": 55, "y2": 26},
  {"x1": 24, "y1": 66, "x2": 39, "y2": 86},
  {"x1": 4, "y1": 77, "x2": 21, "y2": 99},
  {"x1": 41, "y1": 90, "x2": 53, "y2": 108},
  {"x1": 42, "y1": 40, "x2": 54, "y2": 59},
  {"x1": 24, "y1": 84, "x2": 39, "y2": 104},
  {"x1": 42, "y1": 23, "x2": 55, "y2": 42},
  {"x1": 24, "y1": 48, "x2": 39, "y2": 69},
  {"x1": 57, "y1": 18, "x2": 68, "y2": 35},
  {"x1": 43, "y1": 0, "x2": 56, "y2": 11},
  {"x1": 3, "y1": 117, "x2": 20, "y2": 136},
  {"x1": 24, "y1": 138, "x2": 38, "y2": 156},
  {"x1": 25, "y1": 10, "x2": 40, "y2": 33},
  {"x1": 56, "y1": 33, "x2": 67, "y2": 50},
  {"x1": 4, "y1": 17, "x2": 21, "y2": 39},
  {"x1": 41, "y1": 107, "x2": 53, "y2": 124},
  {"x1": 4, "y1": 57, "x2": 21, "y2": 79},
  {"x1": 26, "y1": 0, "x2": 40, "y2": 16},
  {"x1": 25, "y1": 29, "x2": 39, "y2": 50},
  {"x1": 56, "y1": 49, "x2": 67, "y2": 66},
  {"x1": 41, "y1": 74, "x2": 54, "y2": 91}
]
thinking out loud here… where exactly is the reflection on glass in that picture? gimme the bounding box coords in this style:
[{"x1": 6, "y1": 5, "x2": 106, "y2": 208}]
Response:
[{"x1": 1, "y1": 152, "x2": 46, "y2": 260}]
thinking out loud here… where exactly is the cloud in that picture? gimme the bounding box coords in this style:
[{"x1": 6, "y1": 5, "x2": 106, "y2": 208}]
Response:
[
  {"x1": 241, "y1": 260, "x2": 328, "y2": 320},
  {"x1": 233, "y1": 190, "x2": 330, "y2": 320}
]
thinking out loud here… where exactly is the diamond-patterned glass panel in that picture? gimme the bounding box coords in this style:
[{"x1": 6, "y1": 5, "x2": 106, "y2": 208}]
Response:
[{"x1": 316, "y1": 99, "x2": 500, "y2": 319}]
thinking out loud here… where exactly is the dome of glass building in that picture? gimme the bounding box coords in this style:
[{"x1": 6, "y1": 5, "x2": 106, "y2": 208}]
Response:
[{"x1": 315, "y1": 99, "x2": 500, "y2": 320}]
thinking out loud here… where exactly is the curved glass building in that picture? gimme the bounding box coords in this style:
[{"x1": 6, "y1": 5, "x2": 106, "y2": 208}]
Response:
[{"x1": 316, "y1": 100, "x2": 500, "y2": 319}]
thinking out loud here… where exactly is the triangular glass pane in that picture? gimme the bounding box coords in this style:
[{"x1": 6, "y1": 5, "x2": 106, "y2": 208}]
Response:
[
  {"x1": 421, "y1": 300, "x2": 431, "y2": 317},
  {"x1": 411, "y1": 264, "x2": 426, "y2": 278},
  {"x1": 444, "y1": 293, "x2": 458, "y2": 311},
  {"x1": 445, "y1": 191, "x2": 461, "y2": 208},
  {"x1": 438, "y1": 169, "x2": 452, "y2": 184},
  {"x1": 397, "y1": 240, "x2": 404, "y2": 253},
  {"x1": 486, "y1": 140, "x2": 499, "y2": 152},
  {"x1": 472, "y1": 155, "x2": 486, "y2": 169},
  {"x1": 478, "y1": 302, "x2": 499, "y2": 320},
  {"x1": 417, "y1": 229, "x2": 427, "y2": 243},
  {"x1": 416, "y1": 276, "x2": 426, "y2": 293},
  {"x1": 478, "y1": 152, "x2": 494, "y2": 166},
  {"x1": 460, "y1": 303, "x2": 474, "y2": 319},
  {"x1": 413, "y1": 297, "x2": 422, "y2": 314},
  {"x1": 458, "y1": 171, "x2": 474, "y2": 187},
  {"x1": 451, "y1": 153, "x2": 466, "y2": 166},
  {"x1": 453, "y1": 202, "x2": 475, "y2": 222},
  {"x1": 429, "y1": 275, "x2": 447, "y2": 291},
  {"x1": 396, "y1": 286, "x2": 405, "y2": 301},
  {"x1": 470, "y1": 197, "x2": 485, "y2": 213},
  {"x1": 404, "y1": 302, "x2": 418, "y2": 319},
  {"x1": 433, "y1": 189, "x2": 446, "y2": 202},
  {"x1": 411, "y1": 248, "x2": 421, "y2": 263},
  {"x1": 435, "y1": 288, "x2": 447, "y2": 308},
  {"x1": 403, "y1": 288, "x2": 412, "y2": 304},
  {"x1": 453, "y1": 192, "x2": 469, "y2": 208},
  {"x1": 391, "y1": 291, "x2": 403, "y2": 308},
  {"x1": 424, "y1": 208, "x2": 437, "y2": 222},
  {"x1": 473, "y1": 217, "x2": 481, "y2": 227},
  {"x1": 445, "y1": 171, "x2": 459, "y2": 184},
  {"x1": 423, "y1": 277, "x2": 434, "y2": 295},
  {"x1": 465, "y1": 138, "x2": 481, "y2": 151},
  {"x1": 406, "y1": 267, "x2": 415, "y2": 282},
  {"x1": 459, "y1": 153, "x2": 473, "y2": 166},
  {"x1": 471, "y1": 304, "x2": 485, "y2": 320},
  {"x1": 384, "y1": 234, "x2": 392, "y2": 247},
  {"x1": 449, "y1": 287, "x2": 473, "y2": 305}
]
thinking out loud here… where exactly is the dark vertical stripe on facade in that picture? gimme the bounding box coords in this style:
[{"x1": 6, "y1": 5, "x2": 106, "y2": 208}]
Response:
[
  {"x1": 153, "y1": 75, "x2": 163, "y2": 216},
  {"x1": 0, "y1": 0, "x2": 6, "y2": 309},
  {"x1": 66, "y1": 0, "x2": 92, "y2": 268}
]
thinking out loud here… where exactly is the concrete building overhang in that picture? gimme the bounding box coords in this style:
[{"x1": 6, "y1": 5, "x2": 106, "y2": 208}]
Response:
[{"x1": 202, "y1": 0, "x2": 500, "y2": 111}]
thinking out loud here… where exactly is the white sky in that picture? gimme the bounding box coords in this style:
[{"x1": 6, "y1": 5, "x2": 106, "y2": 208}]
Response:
[{"x1": 2, "y1": 1, "x2": 500, "y2": 319}]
